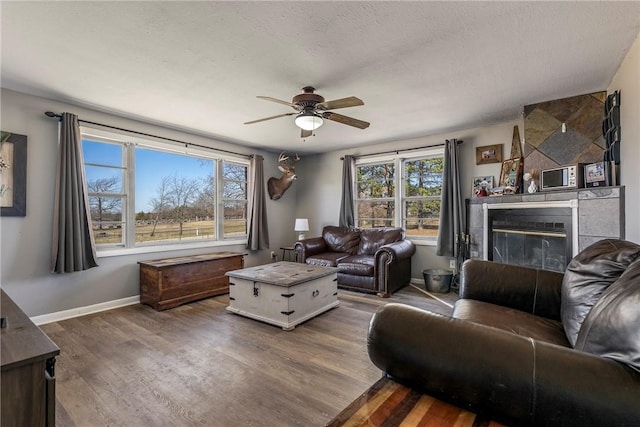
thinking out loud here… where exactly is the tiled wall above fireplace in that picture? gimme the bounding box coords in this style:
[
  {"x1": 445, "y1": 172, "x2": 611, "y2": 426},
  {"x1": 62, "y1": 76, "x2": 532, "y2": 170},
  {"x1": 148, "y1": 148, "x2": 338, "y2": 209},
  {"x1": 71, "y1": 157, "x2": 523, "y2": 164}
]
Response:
[{"x1": 467, "y1": 187, "x2": 625, "y2": 266}]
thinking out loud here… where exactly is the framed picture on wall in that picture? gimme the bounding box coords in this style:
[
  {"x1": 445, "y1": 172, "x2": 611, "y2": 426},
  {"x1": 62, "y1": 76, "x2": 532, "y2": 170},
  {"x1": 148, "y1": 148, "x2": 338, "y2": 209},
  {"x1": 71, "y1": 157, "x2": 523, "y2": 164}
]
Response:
[
  {"x1": 499, "y1": 157, "x2": 523, "y2": 193},
  {"x1": 475, "y1": 144, "x2": 503, "y2": 165},
  {"x1": 472, "y1": 176, "x2": 493, "y2": 197},
  {"x1": 0, "y1": 131, "x2": 27, "y2": 217}
]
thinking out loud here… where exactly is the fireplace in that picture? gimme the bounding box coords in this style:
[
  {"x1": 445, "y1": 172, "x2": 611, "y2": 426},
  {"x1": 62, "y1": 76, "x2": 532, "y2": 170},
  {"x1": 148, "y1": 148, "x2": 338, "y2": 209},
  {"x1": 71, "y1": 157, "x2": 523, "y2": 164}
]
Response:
[{"x1": 483, "y1": 201, "x2": 579, "y2": 273}]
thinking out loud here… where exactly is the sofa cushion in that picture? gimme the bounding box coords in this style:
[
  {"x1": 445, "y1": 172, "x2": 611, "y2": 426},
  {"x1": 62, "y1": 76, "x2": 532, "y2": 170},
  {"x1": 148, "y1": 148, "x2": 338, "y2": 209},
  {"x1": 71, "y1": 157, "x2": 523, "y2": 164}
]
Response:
[
  {"x1": 574, "y1": 259, "x2": 640, "y2": 371},
  {"x1": 358, "y1": 227, "x2": 403, "y2": 255},
  {"x1": 338, "y1": 255, "x2": 375, "y2": 276},
  {"x1": 561, "y1": 239, "x2": 640, "y2": 346},
  {"x1": 453, "y1": 299, "x2": 570, "y2": 347},
  {"x1": 322, "y1": 226, "x2": 360, "y2": 255},
  {"x1": 306, "y1": 252, "x2": 350, "y2": 267}
]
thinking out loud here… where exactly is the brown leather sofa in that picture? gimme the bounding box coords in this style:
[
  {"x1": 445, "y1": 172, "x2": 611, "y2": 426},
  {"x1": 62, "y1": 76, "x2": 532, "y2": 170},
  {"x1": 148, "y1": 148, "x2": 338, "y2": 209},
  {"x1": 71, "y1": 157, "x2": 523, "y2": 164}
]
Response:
[
  {"x1": 367, "y1": 239, "x2": 640, "y2": 426},
  {"x1": 294, "y1": 226, "x2": 415, "y2": 297}
]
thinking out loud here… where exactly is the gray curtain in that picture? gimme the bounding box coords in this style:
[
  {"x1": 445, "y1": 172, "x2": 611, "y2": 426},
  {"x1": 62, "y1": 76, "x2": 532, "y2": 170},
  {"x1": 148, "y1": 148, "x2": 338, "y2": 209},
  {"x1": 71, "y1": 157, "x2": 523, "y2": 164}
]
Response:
[
  {"x1": 246, "y1": 154, "x2": 270, "y2": 250},
  {"x1": 436, "y1": 139, "x2": 465, "y2": 258},
  {"x1": 339, "y1": 155, "x2": 355, "y2": 228},
  {"x1": 51, "y1": 112, "x2": 98, "y2": 273}
]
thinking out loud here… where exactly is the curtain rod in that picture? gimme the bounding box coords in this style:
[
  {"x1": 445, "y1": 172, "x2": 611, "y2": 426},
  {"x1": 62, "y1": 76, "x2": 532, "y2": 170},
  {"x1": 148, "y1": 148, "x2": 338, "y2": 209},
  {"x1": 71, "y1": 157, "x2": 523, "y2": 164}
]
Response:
[
  {"x1": 340, "y1": 139, "x2": 463, "y2": 160},
  {"x1": 44, "y1": 111, "x2": 252, "y2": 159}
]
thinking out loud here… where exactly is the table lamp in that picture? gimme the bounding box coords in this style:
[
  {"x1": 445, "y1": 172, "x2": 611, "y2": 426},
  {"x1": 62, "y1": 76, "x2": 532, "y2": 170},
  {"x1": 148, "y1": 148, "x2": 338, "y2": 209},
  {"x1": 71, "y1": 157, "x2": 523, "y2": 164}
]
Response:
[{"x1": 294, "y1": 218, "x2": 309, "y2": 241}]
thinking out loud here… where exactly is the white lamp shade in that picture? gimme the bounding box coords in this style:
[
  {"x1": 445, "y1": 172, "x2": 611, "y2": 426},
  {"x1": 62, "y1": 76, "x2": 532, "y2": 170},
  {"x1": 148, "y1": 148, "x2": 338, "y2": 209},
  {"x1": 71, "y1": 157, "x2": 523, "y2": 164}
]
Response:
[
  {"x1": 294, "y1": 218, "x2": 309, "y2": 232},
  {"x1": 294, "y1": 114, "x2": 323, "y2": 131}
]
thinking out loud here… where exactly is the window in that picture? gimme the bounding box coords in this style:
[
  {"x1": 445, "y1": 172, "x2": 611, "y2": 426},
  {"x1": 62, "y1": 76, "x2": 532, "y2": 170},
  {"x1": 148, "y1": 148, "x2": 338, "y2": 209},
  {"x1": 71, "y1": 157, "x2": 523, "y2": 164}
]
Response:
[
  {"x1": 356, "y1": 161, "x2": 396, "y2": 228},
  {"x1": 403, "y1": 156, "x2": 443, "y2": 237},
  {"x1": 355, "y1": 149, "x2": 444, "y2": 240},
  {"x1": 82, "y1": 128, "x2": 249, "y2": 251}
]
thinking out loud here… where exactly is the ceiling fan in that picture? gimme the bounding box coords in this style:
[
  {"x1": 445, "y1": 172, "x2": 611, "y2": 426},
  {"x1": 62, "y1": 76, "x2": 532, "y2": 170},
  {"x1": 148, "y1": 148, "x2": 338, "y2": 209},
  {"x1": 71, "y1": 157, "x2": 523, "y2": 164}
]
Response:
[{"x1": 244, "y1": 86, "x2": 370, "y2": 138}]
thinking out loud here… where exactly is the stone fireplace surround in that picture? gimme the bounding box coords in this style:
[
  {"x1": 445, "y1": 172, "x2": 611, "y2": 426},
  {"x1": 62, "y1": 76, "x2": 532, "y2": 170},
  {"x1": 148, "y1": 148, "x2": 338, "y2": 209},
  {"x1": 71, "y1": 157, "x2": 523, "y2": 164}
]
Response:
[{"x1": 467, "y1": 187, "x2": 625, "y2": 265}]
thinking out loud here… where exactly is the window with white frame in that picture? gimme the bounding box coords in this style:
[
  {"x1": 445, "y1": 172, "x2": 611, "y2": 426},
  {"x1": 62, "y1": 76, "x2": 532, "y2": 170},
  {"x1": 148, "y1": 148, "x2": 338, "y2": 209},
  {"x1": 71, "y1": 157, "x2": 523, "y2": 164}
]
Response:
[
  {"x1": 82, "y1": 128, "x2": 249, "y2": 251},
  {"x1": 355, "y1": 148, "x2": 444, "y2": 240}
]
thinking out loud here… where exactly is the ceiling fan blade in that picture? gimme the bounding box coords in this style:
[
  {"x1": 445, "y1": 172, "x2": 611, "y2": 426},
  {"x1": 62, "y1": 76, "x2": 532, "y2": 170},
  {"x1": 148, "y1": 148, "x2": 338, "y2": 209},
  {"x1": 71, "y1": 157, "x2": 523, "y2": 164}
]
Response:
[
  {"x1": 317, "y1": 96, "x2": 364, "y2": 110},
  {"x1": 244, "y1": 112, "x2": 295, "y2": 125},
  {"x1": 323, "y1": 112, "x2": 370, "y2": 129},
  {"x1": 300, "y1": 129, "x2": 313, "y2": 138},
  {"x1": 256, "y1": 96, "x2": 295, "y2": 107}
]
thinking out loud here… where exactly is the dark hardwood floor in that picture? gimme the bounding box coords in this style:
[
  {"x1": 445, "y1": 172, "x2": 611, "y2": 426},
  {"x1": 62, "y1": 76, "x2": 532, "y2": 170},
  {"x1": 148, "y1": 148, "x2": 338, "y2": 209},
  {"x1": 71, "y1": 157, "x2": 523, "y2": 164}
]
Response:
[{"x1": 40, "y1": 285, "x2": 455, "y2": 427}]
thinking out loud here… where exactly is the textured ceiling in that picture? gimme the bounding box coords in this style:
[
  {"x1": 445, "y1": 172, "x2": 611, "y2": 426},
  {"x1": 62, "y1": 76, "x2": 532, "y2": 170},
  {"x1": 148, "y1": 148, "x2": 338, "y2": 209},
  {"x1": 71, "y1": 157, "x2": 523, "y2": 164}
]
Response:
[{"x1": 2, "y1": 1, "x2": 639, "y2": 154}]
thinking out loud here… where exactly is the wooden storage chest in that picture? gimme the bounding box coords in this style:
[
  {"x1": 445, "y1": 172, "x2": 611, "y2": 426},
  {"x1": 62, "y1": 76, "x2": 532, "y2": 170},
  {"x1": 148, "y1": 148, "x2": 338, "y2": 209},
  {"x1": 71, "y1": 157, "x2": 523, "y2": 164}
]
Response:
[{"x1": 139, "y1": 251, "x2": 244, "y2": 311}]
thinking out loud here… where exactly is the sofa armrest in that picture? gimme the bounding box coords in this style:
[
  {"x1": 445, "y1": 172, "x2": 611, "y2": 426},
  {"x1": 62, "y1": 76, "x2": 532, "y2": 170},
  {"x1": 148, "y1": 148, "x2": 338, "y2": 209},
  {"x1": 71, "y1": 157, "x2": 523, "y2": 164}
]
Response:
[
  {"x1": 294, "y1": 237, "x2": 327, "y2": 263},
  {"x1": 367, "y1": 303, "x2": 640, "y2": 427},
  {"x1": 460, "y1": 259, "x2": 564, "y2": 320},
  {"x1": 375, "y1": 239, "x2": 416, "y2": 263}
]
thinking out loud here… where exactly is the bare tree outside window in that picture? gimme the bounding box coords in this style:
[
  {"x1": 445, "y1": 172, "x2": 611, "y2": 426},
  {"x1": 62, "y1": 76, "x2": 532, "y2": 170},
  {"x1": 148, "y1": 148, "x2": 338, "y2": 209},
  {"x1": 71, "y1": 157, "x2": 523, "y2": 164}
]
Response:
[{"x1": 149, "y1": 176, "x2": 171, "y2": 237}]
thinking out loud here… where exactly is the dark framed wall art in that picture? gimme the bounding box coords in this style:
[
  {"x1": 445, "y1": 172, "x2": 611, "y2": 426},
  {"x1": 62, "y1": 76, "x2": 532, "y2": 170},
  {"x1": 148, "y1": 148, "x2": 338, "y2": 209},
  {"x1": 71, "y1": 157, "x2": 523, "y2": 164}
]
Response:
[{"x1": 0, "y1": 131, "x2": 27, "y2": 217}]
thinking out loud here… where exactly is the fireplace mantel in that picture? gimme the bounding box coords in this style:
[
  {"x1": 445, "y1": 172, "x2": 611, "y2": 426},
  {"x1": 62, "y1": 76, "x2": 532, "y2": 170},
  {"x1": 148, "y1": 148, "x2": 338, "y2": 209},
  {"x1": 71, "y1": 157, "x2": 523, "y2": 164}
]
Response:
[{"x1": 467, "y1": 186, "x2": 625, "y2": 262}]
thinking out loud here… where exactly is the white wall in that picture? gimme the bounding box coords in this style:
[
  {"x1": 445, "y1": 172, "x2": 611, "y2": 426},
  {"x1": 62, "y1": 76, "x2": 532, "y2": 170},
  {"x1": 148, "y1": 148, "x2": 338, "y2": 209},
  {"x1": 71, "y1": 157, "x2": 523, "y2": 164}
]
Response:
[
  {"x1": 0, "y1": 89, "x2": 295, "y2": 316},
  {"x1": 608, "y1": 31, "x2": 640, "y2": 244},
  {"x1": 295, "y1": 120, "x2": 523, "y2": 280}
]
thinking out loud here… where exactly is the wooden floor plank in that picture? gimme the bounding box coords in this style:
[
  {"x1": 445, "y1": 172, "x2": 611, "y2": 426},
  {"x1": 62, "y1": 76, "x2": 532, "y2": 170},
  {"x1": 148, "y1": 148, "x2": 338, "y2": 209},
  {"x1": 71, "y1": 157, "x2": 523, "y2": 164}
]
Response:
[{"x1": 40, "y1": 286, "x2": 454, "y2": 426}]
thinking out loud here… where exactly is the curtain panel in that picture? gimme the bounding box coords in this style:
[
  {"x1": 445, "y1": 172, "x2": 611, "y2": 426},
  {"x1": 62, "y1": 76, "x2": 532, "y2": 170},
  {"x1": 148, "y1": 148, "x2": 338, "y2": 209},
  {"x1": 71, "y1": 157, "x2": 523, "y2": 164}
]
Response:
[
  {"x1": 51, "y1": 112, "x2": 98, "y2": 273},
  {"x1": 339, "y1": 155, "x2": 355, "y2": 228},
  {"x1": 246, "y1": 154, "x2": 270, "y2": 250},
  {"x1": 436, "y1": 139, "x2": 465, "y2": 258}
]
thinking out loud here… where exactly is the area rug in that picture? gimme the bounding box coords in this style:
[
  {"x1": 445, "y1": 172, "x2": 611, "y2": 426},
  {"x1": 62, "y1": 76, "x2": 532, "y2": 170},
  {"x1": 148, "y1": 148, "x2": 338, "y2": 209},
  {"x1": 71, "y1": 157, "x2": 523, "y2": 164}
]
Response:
[{"x1": 326, "y1": 377, "x2": 504, "y2": 427}]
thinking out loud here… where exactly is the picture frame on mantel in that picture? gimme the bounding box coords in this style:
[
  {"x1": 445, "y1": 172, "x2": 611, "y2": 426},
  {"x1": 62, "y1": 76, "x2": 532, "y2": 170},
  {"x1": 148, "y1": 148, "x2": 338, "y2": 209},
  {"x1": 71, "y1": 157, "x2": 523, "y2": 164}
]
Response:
[
  {"x1": 499, "y1": 157, "x2": 523, "y2": 193},
  {"x1": 472, "y1": 176, "x2": 493, "y2": 198},
  {"x1": 475, "y1": 144, "x2": 503, "y2": 165},
  {"x1": 0, "y1": 131, "x2": 27, "y2": 217}
]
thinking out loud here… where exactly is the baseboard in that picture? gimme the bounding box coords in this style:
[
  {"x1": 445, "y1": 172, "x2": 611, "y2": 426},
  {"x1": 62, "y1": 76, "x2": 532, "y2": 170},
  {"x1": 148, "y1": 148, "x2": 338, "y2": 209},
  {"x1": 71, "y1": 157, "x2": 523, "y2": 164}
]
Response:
[{"x1": 31, "y1": 295, "x2": 140, "y2": 326}]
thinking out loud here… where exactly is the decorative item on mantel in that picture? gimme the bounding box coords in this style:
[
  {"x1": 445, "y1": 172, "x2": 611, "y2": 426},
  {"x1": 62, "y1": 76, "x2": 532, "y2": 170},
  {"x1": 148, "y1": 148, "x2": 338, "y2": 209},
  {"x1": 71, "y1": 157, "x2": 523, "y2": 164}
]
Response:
[
  {"x1": 472, "y1": 176, "x2": 493, "y2": 198},
  {"x1": 523, "y1": 169, "x2": 538, "y2": 193},
  {"x1": 510, "y1": 125, "x2": 523, "y2": 158},
  {"x1": 498, "y1": 157, "x2": 523, "y2": 195}
]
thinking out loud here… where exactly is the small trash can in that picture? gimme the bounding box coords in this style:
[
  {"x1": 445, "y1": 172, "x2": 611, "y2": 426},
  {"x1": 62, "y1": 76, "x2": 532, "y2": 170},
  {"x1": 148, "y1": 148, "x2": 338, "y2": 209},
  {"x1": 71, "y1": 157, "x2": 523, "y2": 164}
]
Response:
[{"x1": 423, "y1": 269, "x2": 453, "y2": 293}]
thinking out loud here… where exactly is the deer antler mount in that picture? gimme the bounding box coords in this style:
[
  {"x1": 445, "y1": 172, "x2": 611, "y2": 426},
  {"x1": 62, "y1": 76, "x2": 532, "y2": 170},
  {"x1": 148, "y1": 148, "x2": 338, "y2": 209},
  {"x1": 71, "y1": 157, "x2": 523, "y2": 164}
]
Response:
[{"x1": 267, "y1": 152, "x2": 300, "y2": 200}]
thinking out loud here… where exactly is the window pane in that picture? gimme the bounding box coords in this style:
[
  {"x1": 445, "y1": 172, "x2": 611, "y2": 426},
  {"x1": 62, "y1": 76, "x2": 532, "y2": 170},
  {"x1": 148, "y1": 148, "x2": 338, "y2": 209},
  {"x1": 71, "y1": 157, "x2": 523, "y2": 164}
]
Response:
[
  {"x1": 404, "y1": 200, "x2": 440, "y2": 236},
  {"x1": 90, "y1": 196, "x2": 123, "y2": 245},
  {"x1": 224, "y1": 201, "x2": 247, "y2": 237},
  {"x1": 222, "y1": 162, "x2": 247, "y2": 238},
  {"x1": 93, "y1": 223, "x2": 123, "y2": 245},
  {"x1": 224, "y1": 162, "x2": 248, "y2": 181},
  {"x1": 86, "y1": 166, "x2": 123, "y2": 193},
  {"x1": 357, "y1": 200, "x2": 395, "y2": 228},
  {"x1": 83, "y1": 140, "x2": 122, "y2": 166},
  {"x1": 89, "y1": 196, "x2": 122, "y2": 222},
  {"x1": 404, "y1": 158, "x2": 443, "y2": 197},
  {"x1": 357, "y1": 163, "x2": 395, "y2": 198},
  {"x1": 135, "y1": 148, "x2": 215, "y2": 244}
]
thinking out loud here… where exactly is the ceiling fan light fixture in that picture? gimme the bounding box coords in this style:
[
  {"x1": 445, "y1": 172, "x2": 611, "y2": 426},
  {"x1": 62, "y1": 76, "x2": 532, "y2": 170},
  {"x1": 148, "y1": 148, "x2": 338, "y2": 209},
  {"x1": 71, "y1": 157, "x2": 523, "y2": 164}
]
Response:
[{"x1": 295, "y1": 113, "x2": 323, "y2": 131}]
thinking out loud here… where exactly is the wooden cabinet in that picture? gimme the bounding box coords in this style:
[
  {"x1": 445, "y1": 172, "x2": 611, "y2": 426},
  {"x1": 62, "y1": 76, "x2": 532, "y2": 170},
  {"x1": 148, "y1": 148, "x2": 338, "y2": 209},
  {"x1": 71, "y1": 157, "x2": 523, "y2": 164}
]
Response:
[
  {"x1": 1, "y1": 290, "x2": 60, "y2": 427},
  {"x1": 139, "y1": 251, "x2": 245, "y2": 311}
]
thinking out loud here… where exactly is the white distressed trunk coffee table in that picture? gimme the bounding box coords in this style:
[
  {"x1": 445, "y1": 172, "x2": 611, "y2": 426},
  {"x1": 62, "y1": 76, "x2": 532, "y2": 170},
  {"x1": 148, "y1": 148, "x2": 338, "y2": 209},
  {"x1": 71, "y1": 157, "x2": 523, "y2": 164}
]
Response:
[{"x1": 225, "y1": 261, "x2": 338, "y2": 331}]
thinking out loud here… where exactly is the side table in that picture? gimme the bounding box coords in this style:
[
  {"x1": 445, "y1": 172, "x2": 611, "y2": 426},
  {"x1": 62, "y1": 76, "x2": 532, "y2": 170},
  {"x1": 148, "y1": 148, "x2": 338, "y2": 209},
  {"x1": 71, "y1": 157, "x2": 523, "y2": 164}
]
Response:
[{"x1": 280, "y1": 246, "x2": 297, "y2": 262}]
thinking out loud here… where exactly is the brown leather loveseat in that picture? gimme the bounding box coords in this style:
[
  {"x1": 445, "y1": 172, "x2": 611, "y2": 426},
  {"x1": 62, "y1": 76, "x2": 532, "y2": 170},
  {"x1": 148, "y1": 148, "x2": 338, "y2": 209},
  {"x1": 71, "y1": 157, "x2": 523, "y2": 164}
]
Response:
[
  {"x1": 367, "y1": 239, "x2": 640, "y2": 426},
  {"x1": 294, "y1": 226, "x2": 415, "y2": 297}
]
